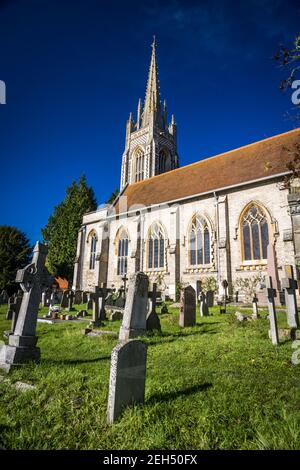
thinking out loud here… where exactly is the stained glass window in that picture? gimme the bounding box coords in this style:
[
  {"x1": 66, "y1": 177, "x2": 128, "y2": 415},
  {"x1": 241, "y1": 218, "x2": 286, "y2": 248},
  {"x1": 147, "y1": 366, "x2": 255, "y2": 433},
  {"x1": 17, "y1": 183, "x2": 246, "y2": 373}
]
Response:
[
  {"x1": 148, "y1": 223, "x2": 165, "y2": 269},
  {"x1": 89, "y1": 234, "x2": 97, "y2": 270},
  {"x1": 189, "y1": 216, "x2": 211, "y2": 265},
  {"x1": 242, "y1": 205, "x2": 269, "y2": 261},
  {"x1": 117, "y1": 230, "x2": 128, "y2": 275}
]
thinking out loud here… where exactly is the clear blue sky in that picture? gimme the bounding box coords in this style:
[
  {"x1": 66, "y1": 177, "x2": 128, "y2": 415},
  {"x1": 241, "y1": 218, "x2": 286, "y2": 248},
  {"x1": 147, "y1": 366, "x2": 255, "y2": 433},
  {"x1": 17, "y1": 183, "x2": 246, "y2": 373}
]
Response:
[{"x1": 0, "y1": 0, "x2": 299, "y2": 244}]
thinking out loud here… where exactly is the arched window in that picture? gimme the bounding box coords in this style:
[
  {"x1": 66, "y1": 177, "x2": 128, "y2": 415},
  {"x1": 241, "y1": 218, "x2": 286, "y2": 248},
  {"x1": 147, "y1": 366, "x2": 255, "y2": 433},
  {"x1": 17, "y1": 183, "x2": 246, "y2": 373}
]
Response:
[
  {"x1": 147, "y1": 223, "x2": 165, "y2": 269},
  {"x1": 89, "y1": 233, "x2": 97, "y2": 270},
  {"x1": 117, "y1": 230, "x2": 129, "y2": 275},
  {"x1": 189, "y1": 215, "x2": 211, "y2": 266},
  {"x1": 158, "y1": 150, "x2": 167, "y2": 174},
  {"x1": 134, "y1": 148, "x2": 144, "y2": 182},
  {"x1": 242, "y1": 204, "x2": 269, "y2": 261}
]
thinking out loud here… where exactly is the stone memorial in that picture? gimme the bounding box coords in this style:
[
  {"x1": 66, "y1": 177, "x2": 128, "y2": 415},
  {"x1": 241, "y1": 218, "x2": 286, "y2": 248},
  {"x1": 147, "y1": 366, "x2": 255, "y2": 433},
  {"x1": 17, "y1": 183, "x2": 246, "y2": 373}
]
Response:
[
  {"x1": 66, "y1": 290, "x2": 75, "y2": 312},
  {"x1": 281, "y1": 265, "x2": 299, "y2": 329},
  {"x1": 0, "y1": 242, "x2": 53, "y2": 372},
  {"x1": 107, "y1": 339, "x2": 147, "y2": 424},
  {"x1": 266, "y1": 276, "x2": 279, "y2": 345},
  {"x1": 179, "y1": 285, "x2": 196, "y2": 327},
  {"x1": 119, "y1": 272, "x2": 149, "y2": 341},
  {"x1": 199, "y1": 292, "x2": 209, "y2": 317},
  {"x1": 0, "y1": 290, "x2": 8, "y2": 305},
  {"x1": 146, "y1": 283, "x2": 161, "y2": 331},
  {"x1": 74, "y1": 290, "x2": 83, "y2": 305},
  {"x1": 60, "y1": 290, "x2": 69, "y2": 309},
  {"x1": 252, "y1": 295, "x2": 259, "y2": 319}
]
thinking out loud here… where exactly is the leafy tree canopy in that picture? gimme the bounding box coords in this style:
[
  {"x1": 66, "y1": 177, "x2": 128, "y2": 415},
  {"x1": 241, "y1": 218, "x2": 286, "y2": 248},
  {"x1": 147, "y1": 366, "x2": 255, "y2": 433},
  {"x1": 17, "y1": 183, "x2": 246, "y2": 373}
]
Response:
[
  {"x1": 106, "y1": 188, "x2": 119, "y2": 205},
  {"x1": 0, "y1": 225, "x2": 32, "y2": 294},
  {"x1": 41, "y1": 175, "x2": 97, "y2": 281}
]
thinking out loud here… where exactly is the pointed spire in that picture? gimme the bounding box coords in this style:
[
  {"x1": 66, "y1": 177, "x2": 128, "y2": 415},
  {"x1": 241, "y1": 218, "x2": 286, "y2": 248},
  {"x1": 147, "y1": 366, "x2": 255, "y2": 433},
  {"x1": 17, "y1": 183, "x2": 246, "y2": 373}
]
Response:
[
  {"x1": 142, "y1": 36, "x2": 163, "y2": 128},
  {"x1": 137, "y1": 98, "x2": 142, "y2": 130}
]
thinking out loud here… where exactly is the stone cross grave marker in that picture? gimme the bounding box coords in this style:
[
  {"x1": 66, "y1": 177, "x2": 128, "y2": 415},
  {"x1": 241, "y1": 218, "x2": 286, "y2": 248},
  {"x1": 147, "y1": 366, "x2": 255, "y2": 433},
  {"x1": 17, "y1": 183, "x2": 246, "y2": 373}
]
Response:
[
  {"x1": 0, "y1": 242, "x2": 53, "y2": 372},
  {"x1": 146, "y1": 283, "x2": 161, "y2": 331},
  {"x1": 107, "y1": 339, "x2": 147, "y2": 424},
  {"x1": 91, "y1": 287, "x2": 107, "y2": 327},
  {"x1": 281, "y1": 265, "x2": 299, "y2": 329},
  {"x1": 266, "y1": 276, "x2": 279, "y2": 345},
  {"x1": 179, "y1": 285, "x2": 196, "y2": 327},
  {"x1": 119, "y1": 272, "x2": 149, "y2": 341}
]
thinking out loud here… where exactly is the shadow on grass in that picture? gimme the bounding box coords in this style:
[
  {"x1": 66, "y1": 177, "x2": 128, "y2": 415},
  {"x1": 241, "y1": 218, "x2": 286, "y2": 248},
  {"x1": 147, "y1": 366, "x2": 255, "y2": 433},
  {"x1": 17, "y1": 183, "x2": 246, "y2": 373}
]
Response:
[
  {"x1": 147, "y1": 328, "x2": 218, "y2": 346},
  {"x1": 41, "y1": 355, "x2": 111, "y2": 365},
  {"x1": 146, "y1": 382, "x2": 212, "y2": 405}
]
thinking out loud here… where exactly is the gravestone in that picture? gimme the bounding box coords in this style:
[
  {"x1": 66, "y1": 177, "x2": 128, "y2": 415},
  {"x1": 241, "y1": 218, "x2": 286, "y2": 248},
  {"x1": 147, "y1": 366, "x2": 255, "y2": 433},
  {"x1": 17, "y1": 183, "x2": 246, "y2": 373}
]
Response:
[
  {"x1": 110, "y1": 310, "x2": 123, "y2": 321},
  {"x1": 146, "y1": 283, "x2": 161, "y2": 331},
  {"x1": 196, "y1": 280, "x2": 202, "y2": 304},
  {"x1": 252, "y1": 295, "x2": 259, "y2": 319},
  {"x1": 66, "y1": 290, "x2": 75, "y2": 312},
  {"x1": 119, "y1": 272, "x2": 149, "y2": 341},
  {"x1": 199, "y1": 292, "x2": 209, "y2": 317},
  {"x1": 60, "y1": 290, "x2": 69, "y2": 309},
  {"x1": 107, "y1": 339, "x2": 147, "y2": 424},
  {"x1": 0, "y1": 290, "x2": 8, "y2": 305},
  {"x1": 82, "y1": 292, "x2": 88, "y2": 304},
  {"x1": 0, "y1": 242, "x2": 53, "y2": 372},
  {"x1": 91, "y1": 287, "x2": 104, "y2": 327},
  {"x1": 266, "y1": 276, "x2": 279, "y2": 345},
  {"x1": 74, "y1": 290, "x2": 83, "y2": 305},
  {"x1": 86, "y1": 293, "x2": 93, "y2": 310},
  {"x1": 281, "y1": 266, "x2": 299, "y2": 329},
  {"x1": 179, "y1": 285, "x2": 196, "y2": 327},
  {"x1": 41, "y1": 288, "x2": 51, "y2": 307}
]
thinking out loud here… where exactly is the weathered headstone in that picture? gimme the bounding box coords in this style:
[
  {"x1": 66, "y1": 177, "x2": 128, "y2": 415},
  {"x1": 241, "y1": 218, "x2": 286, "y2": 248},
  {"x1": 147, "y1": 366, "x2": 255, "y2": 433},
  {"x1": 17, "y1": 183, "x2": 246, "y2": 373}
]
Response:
[
  {"x1": 266, "y1": 276, "x2": 279, "y2": 345},
  {"x1": 60, "y1": 290, "x2": 69, "y2": 309},
  {"x1": 74, "y1": 290, "x2": 83, "y2": 305},
  {"x1": 86, "y1": 293, "x2": 93, "y2": 310},
  {"x1": 179, "y1": 285, "x2": 196, "y2": 327},
  {"x1": 199, "y1": 292, "x2": 209, "y2": 317},
  {"x1": 41, "y1": 288, "x2": 51, "y2": 307},
  {"x1": 252, "y1": 295, "x2": 259, "y2": 319},
  {"x1": 119, "y1": 272, "x2": 149, "y2": 341},
  {"x1": 281, "y1": 266, "x2": 299, "y2": 329},
  {"x1": 0, "y1": 242, "x2": 53, "y2": 372},
  {"x1": 107, "y1": 339, "x2": 147, "y2": 424},
  {"x1": 91, "y1": 287, "x2": 104, "y2": 327},
  {"x1": 66, "y1": 290, "x2": 75, "y2": 312},
  {"x1": 0, "y1": 290, "x2": 8, "y2": 305},
  {"x1": 146, "y1": 283, "x2": 161, "y2": 331},
  {"x1": 196, "y1": 280, "x2": 202, "y2": 304}
]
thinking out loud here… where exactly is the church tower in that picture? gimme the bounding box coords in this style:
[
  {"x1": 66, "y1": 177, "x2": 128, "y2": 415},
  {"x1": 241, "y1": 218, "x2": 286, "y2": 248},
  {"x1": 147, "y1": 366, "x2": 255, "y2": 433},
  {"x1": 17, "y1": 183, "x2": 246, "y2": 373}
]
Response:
[{"x1": 120, "y1": 38, "x2": 179, "y2": 190}]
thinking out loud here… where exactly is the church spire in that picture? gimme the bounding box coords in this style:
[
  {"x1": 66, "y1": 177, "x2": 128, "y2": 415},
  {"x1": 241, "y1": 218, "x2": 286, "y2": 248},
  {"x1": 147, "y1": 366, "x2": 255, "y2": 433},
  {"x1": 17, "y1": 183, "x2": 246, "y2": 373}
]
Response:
[{"x1": 142, "y1": 36, "x2": 163, "y2": 128}]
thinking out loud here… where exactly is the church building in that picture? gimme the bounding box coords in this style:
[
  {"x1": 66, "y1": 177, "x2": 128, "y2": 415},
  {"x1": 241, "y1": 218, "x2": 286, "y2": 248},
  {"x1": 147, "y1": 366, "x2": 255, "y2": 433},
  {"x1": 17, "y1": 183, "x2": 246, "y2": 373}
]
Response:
[{"x1": 72, "y1": 40, "x2": 300, "y2": 301}]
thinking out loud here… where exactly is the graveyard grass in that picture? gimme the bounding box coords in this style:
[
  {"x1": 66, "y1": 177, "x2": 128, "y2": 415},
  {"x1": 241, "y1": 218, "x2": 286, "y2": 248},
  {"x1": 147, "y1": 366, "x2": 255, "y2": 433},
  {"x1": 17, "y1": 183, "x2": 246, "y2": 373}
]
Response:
[{"x1": 0, "y1": 304, "x2": 300, "y2": 450}]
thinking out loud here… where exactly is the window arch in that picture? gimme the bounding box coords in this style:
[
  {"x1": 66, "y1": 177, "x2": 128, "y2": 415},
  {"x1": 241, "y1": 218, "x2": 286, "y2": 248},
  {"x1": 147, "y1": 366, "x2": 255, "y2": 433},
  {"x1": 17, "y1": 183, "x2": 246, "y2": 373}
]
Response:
[
  {"x1": 89, "y1": 232, "x2": 97, "y2": 270},
  {"x1": 147, "y1": 223, "x2": 165, "y2": 269},
  {"x1": 117, "y1": 229, "x2": 129, "y2": 275},
  {"x1": 189, "y1": 215, "x2": 211, "y2": 266},
  {"x1": 134, "y1": 147, "x2": 144, "y2": 182},
  {"x1": 241, "y1": 204, "x2": 269, "y2": 261},
  {"x1": 158, "y1": 150, "x2": 167, "y2": 174}
]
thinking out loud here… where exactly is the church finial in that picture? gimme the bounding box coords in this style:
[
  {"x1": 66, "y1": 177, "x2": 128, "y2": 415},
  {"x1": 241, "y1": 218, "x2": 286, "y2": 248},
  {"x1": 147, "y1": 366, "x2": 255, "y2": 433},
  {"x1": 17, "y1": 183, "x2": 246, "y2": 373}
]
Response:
[{"x1": 142, "y1": 37, "x2": 163, "y2": 128}]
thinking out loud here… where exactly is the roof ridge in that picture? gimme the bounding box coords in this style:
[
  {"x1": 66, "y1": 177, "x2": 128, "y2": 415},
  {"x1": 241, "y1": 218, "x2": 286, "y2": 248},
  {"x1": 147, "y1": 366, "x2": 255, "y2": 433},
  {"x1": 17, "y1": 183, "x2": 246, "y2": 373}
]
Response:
[{"x1": 126, "y1": 127, "x2": 300, "y2": 189}]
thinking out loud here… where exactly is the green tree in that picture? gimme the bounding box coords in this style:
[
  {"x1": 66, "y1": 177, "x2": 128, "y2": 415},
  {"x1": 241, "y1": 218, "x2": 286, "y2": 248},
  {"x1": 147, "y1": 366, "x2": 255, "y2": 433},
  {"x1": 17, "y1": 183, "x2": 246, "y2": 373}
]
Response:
[
  {"x1": 42, "y1": 175, "x2": 97, "y2": 281},
  {"x1": 0, "y1": 225, "x2": 32, "y2": 294},
  {"x1": 106, "y1": 188, "x2": 119, "y2": 205}
]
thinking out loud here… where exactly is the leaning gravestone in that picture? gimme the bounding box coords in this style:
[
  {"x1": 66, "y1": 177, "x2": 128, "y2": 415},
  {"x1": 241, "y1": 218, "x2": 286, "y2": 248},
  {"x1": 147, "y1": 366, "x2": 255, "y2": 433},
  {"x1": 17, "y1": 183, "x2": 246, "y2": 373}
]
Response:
[
  {"x1": 0, "y1": 242, "x2": 53, "y2": 372},
  {"x1": 146, "y1": 283, "x2": 161, "y2": 332},
  {"x1": 107, "y1": 339, "x2": 147, "y2": 424},
  {"x1": 119, "y1": 272, "x2": 149, "y2": 341},
  {"x1": 179, "y1": 285, "x2": 196, "y2": 327}
]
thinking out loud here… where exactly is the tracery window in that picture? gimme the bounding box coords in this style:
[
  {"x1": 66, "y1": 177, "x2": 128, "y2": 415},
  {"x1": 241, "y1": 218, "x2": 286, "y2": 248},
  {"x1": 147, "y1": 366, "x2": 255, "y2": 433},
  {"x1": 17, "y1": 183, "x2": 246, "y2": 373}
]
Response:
[
  {"x1": 147, "y1": 223, "x2": 165, "y2": 269},
  {"x1": 242, "y1": 205, "x2": 269, "y2": 261},
  {"x1": 135, "y1": 148, "x2": 144, "y2": 182},
  {"x1": 189, "y1": 215, "x2": 211, "y2": 266},
  {"x1": 117, "y1": 230, "x2": 129, "y2": 275},
  {"x1": 158, "y1": 150, "x2": 167, "y2": 174},
  {"x1": 89, "y1": 233, "x2": 97, "y2": 270}
]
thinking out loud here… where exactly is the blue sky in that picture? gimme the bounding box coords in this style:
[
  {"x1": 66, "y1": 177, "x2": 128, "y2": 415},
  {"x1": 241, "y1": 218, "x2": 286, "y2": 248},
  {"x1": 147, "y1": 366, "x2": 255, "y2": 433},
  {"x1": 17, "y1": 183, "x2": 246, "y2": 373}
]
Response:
[{"x1": 0, "y1": 0, "x2": 299, "y2": 243}]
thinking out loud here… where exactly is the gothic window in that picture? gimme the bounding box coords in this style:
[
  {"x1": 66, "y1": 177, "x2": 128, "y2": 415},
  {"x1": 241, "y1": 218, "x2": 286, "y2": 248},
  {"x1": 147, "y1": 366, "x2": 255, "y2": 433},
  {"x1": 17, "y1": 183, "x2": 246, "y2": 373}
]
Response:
[
  {"x1": 241, "y1": 204, "x2": 269, "y2": 261},
  {"x1": 147, "y1": 223, "x2": 165, "y2": 269},
  {"x1": 117, "y1": 229, "x2": 129, "y2": 275},
  {"x1": 158, "y1": 149, "x2": 168, "y2": 174},
  {"x1": 89, "y1": 233, "x2": 97, "y2": 270},
  {"x1": 135, "y1": 148, "x2": 144, "y2": 182},
  {"x1": 189, "y1": 215, "x2": 211, "y2": 266}
]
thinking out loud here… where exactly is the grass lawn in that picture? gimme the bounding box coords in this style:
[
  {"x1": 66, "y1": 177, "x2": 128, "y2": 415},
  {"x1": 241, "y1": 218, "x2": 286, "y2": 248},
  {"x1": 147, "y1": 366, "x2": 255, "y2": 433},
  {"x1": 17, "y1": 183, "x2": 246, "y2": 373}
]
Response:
[{"x1": 0, "y1": 303, "x2": 300, "y2": 450}]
